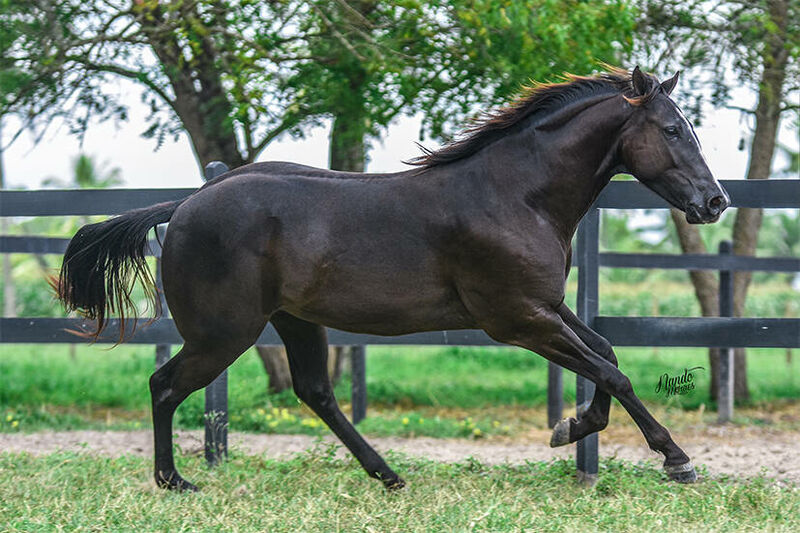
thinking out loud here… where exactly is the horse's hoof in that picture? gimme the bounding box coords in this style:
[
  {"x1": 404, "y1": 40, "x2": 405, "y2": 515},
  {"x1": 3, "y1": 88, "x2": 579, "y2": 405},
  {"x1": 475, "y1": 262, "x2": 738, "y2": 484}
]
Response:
[
  {"x1": 156, "y1": 472, "x2": 199, "y2": 492},
  {"x1": 383, "y1": 476, "x2": 406, "y2": 491},
  {"x1": 550, "y1": 417, "x2": 574, "y2": 447},
  {"x1": 664, "y1": 461, "x2": 697, "y2": 484}
]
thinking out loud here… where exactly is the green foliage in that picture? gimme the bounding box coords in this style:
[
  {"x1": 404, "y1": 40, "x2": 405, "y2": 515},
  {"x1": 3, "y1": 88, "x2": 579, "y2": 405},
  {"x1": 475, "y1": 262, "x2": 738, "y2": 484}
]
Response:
[
  {"x1": 0, "y1": 0, "x2": 636, "y2": 164},
  {"x1": 0, "y1": 453, "x2": 798, "y2": 532}
]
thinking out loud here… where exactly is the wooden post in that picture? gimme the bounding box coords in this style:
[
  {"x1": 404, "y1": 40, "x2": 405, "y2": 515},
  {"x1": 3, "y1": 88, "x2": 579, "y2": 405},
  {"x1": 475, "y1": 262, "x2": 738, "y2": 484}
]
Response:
[
  {"x1": 351, "y1": 345, "x2": 367, "y2": 424},
  {"x1": 204, "y1": 371, "x2": 229, "y2": 465},
  {"x1": 203, "y1": 161, "x2": 230, "y2": 465},
  {"x1": 547, "y1": 362, "x2": 563, "y2": 429},
  {"x1": 576, "y1": 206, "x2": 600, "y2": 485},
  {"x1": 718, "y1": 240, "x2": 734, "y2": 423}
]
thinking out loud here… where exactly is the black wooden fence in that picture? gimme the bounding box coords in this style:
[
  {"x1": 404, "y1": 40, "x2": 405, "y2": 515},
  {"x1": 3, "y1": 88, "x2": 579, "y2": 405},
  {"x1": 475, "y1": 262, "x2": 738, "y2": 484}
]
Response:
[{"x1": 1, "y1": 176, "x2": 798, "y2": 482}]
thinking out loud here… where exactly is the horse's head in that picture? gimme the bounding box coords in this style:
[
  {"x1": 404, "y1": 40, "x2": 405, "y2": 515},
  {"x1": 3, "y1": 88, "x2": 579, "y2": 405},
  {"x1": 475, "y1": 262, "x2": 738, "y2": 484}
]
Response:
[{"x1": 619, "y1": 67, "x2": 729, "y2": 224}]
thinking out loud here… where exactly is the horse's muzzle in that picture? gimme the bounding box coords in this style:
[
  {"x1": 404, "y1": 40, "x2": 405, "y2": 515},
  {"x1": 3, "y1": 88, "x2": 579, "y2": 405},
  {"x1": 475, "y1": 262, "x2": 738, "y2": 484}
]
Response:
[{"x1": 685, "y1": 192, "x2": 729, "y2": 224}]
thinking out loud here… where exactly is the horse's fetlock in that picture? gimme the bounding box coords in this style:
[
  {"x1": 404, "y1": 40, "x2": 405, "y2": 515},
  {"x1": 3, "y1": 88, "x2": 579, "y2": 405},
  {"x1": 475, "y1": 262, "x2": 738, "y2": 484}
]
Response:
[{"x1": 584, "y1": 409, "x2": 608, "y2": 431}]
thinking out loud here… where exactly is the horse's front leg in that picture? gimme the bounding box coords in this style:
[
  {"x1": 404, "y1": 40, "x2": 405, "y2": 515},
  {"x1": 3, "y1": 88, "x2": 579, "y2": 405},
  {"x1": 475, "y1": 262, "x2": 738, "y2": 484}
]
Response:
[
  {"x1": 488, "y1": 307, "x2": 696, "y2": 483},
  {"x1": 549, "y1": 302, "x2": 616, "y2": 446}
]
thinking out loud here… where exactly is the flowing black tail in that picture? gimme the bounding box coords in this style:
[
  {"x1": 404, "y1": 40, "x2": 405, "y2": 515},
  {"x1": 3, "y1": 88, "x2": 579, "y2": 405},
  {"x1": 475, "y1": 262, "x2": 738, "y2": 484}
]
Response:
[{"x1": 52, "y1": 200, "x2": 183, "y2": 342}]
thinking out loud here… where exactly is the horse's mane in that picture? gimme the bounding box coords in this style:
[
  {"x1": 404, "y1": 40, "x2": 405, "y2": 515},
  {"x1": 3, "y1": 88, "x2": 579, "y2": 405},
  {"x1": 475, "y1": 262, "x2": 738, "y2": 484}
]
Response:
[{"x1": 407, "y1": 66, "x2": 661, "y2": 169}]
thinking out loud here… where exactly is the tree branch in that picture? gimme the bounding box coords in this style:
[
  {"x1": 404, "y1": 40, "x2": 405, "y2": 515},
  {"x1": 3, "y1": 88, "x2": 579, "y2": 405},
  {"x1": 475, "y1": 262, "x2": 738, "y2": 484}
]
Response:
[
  {"x1": 70, "y1": 58, "x2": 176, "y2": 111},
  {"x1": 725, "y1": 104, "x2": 756, "y2": 114}
]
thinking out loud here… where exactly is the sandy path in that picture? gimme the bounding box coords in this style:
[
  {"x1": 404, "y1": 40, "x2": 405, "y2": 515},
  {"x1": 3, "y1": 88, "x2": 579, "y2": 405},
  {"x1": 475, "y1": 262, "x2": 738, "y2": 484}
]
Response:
[{"x1": 2, "y1": 425, "x2": 797, "y2": 485}]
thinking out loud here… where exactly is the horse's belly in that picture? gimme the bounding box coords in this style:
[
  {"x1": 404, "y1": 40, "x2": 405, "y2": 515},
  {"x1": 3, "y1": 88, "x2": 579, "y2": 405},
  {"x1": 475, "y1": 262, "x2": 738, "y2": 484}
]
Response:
[{"x1": 282, "y1": 273, "x2": 475, "y2": 335}]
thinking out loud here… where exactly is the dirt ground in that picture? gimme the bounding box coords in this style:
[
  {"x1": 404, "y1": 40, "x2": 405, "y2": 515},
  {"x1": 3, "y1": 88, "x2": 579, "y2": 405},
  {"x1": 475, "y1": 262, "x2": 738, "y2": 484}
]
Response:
[{"x1": 2, "y1": 422, "x2": 798, "y2": 486}]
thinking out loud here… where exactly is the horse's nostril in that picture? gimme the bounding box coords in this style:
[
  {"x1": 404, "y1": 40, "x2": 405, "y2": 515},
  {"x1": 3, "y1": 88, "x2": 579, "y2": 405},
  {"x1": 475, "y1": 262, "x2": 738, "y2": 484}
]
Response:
[{"x1": 707, "y1": 195, "x2": 725, "y2": 214}]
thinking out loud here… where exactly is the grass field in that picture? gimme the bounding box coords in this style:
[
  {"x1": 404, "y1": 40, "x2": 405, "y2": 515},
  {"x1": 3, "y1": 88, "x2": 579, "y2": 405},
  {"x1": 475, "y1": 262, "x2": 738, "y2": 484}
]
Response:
[
  {"x1": 0, "y1": 450, "x2": 798, "y2": 532},
  {"x1": 1, "y1": 341, "x2": 798, "y2": 437}
]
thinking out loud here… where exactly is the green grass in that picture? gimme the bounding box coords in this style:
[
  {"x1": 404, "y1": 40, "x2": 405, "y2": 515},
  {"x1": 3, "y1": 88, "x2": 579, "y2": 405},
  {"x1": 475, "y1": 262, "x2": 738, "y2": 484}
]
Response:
[
  {"x1": 1, "y1": 342, "x2": 798, "y2": 436},
  {"x1": 0, "y1": 451, "x2": 797, "y2": 532}
]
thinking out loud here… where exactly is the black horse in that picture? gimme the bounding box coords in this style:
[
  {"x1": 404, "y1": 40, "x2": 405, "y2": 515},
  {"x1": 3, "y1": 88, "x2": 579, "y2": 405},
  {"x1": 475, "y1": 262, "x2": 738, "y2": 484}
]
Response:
[{"x1": 55, "y1": 67, "x2": 728, "y2": 491}]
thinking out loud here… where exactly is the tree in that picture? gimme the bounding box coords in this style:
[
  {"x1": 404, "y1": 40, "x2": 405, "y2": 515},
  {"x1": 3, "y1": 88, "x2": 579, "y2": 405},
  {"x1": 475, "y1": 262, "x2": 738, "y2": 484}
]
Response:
[
  {"x1": 635, "y1": 0, "x2": 799, "y2": 402},
  {"x1": 1, "y1": 0, "x2": 636, "y2": 392}
]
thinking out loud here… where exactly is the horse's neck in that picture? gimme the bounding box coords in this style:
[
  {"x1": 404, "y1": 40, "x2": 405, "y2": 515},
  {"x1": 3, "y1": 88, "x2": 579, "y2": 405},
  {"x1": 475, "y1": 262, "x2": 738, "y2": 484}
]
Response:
[{"x1": 495, "y1": 95, "x2": 631, "y2": 236}]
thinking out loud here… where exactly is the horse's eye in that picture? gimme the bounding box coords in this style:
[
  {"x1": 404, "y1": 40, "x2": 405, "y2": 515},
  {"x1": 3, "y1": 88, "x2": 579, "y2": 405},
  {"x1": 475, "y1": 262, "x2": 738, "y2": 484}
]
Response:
[{"x1": 664, "y1": 125, "x2": 680, "y2": 137}]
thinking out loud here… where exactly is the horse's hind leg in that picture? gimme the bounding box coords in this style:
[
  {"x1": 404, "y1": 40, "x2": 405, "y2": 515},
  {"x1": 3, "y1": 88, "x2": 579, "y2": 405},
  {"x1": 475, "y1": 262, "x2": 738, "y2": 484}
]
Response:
[
  {"x1": 149, "y1": 333, "x2": 261, "y2": 491},
  {"x1": 271, "y1": 311, "x2": 405, "y2": 489},
  {"x1": 550, "y1": 302, "x2": 616, "y2": 447},
  {"x1": 149, "y1": 274, "x2": 267, "y2": 491}
]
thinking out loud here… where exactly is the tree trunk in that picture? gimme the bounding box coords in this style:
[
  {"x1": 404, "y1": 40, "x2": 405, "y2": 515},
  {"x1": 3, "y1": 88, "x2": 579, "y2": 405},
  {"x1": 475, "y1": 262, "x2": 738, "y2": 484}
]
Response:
[
  {"x1": 669, "y1": 0, "x2": 789, "y2": 404},
  {"x1": 329, "y1": 111, "x2": 366, "y2": 172},
  {"x1": 255, "y1": 345, "x2": 347, "y2": 394},
  {"x1": 727, "y1": 0, "x2": 789, "y2": 402}
]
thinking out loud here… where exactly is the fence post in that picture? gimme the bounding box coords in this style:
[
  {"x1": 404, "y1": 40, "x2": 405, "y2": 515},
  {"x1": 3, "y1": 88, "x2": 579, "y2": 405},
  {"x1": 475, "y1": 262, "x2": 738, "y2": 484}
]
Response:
[
  {"x1": 718, "y1": 240, "x2": 734, "y2": 423},
  {"x1": 576, "y1": 205, "x2": 600, "y2": 485},
  {"x1": 547, "y1": 362, "x2": 563, "y2": 429},
  {"x1": 203, "y1": 161, "x2": 230, "y2": 466},
  {"x1": 155, "y1": 226, "x2": 170, "y2": 369},
  {"x1": 350, "y1": 345, "x2": 367, "y2": 424}
]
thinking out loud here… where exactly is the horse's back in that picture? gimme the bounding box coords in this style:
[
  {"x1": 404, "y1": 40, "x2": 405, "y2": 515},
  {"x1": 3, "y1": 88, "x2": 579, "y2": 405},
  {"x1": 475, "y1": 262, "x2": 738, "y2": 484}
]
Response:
[{"x1": 204, "y1": 160, "x2": 411, "y2": 185}]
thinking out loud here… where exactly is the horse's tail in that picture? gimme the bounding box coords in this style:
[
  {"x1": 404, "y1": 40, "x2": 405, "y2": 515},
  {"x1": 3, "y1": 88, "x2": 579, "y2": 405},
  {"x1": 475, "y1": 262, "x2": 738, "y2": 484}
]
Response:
[{"x1": 51, "y1": 199, "x2": 184, "y2": 343}]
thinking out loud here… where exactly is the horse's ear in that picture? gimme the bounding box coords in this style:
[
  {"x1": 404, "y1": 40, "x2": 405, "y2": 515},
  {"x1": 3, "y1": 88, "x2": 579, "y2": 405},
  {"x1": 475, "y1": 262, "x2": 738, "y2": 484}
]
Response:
[
  {"x1": 660, "y1": 71, "x2": 680, "y2": 95},
  {"x1": 632, "y1": 66, "x2": 649, "y2": 96}
]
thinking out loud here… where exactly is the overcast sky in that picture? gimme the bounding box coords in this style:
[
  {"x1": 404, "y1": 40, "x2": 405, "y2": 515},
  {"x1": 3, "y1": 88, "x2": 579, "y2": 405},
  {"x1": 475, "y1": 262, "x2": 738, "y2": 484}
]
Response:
[{"x1": 1, "y1": 77, "x2": 796, "y2": 190}]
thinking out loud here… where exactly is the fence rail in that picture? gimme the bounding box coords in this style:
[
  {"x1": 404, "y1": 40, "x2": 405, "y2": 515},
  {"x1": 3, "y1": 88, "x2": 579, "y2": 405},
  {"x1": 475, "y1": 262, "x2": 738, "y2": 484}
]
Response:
[
  {"x1": 4, "y1": 316, "x2": 797, "y2": 348},
  {"x1": 4, "y1": 233, "x2": 799, "y2": 273},
  {"x1": 2, "y1": 177, "x2": 799, "y2": 483},
  {"x1": 3, "y1": 178, "x2": 799, "y2": 215}
]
